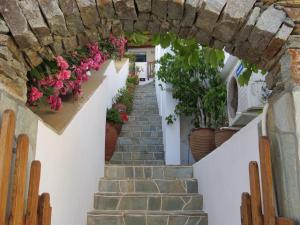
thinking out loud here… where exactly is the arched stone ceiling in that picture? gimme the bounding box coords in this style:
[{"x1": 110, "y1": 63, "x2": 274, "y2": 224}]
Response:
[{"x1": 0, "y1": 0, "x2": 298, "y2": 101}]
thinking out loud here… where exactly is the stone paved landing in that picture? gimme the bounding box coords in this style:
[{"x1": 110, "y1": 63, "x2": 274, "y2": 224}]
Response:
[{"x1": 87, "y1": 83, "x2": 208, "y2": 225}]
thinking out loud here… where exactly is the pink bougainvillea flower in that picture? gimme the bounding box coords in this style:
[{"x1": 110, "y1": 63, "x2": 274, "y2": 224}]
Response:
[
  {"x1": 56, "y1": 56, "x2": 69, "y2": 70},
  {"x1": 48, "y1": 95, "x2": 62, "y2": 111},
  {"x1": 56, "y1": 70, "x2": 71, "y2": 80},
  {"x1": 60, "y1": 87, "x2": 68, "y2": 96},
  {"x1": 39, "y1": 76, "x2": 56, "y2": 87},
  {"x1": 54, "y1": 80, "x2": 64, "y2": 89},
  {"x1": 29, "y1": 87, "x2": 43, "y2": 103}
]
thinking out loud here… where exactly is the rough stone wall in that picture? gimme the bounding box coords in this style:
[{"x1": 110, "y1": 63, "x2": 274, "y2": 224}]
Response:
[
  {"x1": 267, "y1": 45, "x2": 300, "y2": 224},
  {"x1": 0, "y1": 0, "x2": 297, "y2": 102}
]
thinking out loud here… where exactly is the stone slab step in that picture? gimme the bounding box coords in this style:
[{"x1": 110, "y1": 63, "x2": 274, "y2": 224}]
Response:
[
  {"x1": 111, "y1": 152, "x2": 164, "y2": 161},
  {"x1": 121, "y1": 125, "x2": 162, "y2": 133},
  {"x1": 109, "y1": 159, "x2": 165, "y2": 166},
  {"x1": 128, "y1": 115, "x2": 162, "y2": 122},
  {"x1": 120, "y1": 131, "x2": 163, "y2": 138},
  {"x1": 87, "y1": 210, "x2": 208, "y2": 225},
  {"x1": 116, "y1": 144, "x2": 164, "y2": 152},
  {"x1": 98, "y1": 178, "x2": 198, "y2": 194},
  {"x1": 104, "y1": 165, "x2": 193, "y2": 179},
  {"x1": 94, "y1": 193, "x2": 203, "y2": 211},
  {"x1": 117, "y1": 137, "x2": 163, "y2": 145},
  {"x1": 122, "y1": 121, "x2": 162, "y2": 128}
]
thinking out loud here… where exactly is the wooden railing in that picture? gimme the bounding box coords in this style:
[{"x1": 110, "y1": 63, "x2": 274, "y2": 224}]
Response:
[
  {"x1": 0, "y1": 110, "x2": 52, "y2": 225},
  {"x1": 241, "y1": 137, "x2": 294, "y2": 225}
]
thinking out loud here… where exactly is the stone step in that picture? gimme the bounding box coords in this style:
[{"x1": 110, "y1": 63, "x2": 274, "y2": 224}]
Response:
[
  {"x1": 122, "y1": 125, "x2": 162, "y2": 133},
  {"x1": 109, "y1": 159, "x2": 165, "y2": 165},
  {"x1": 93, "y1": 193, "x2": 203, "y2": 211},
  {"x1": 87, "y1": 210, "x2": 208, "y2": 225},
  {"x1": 104, "y1": 165, "x2": 193, "y2": 179},
  {"x1": 130, "y1": 112, "x2": 160, "y2": 116},
  {"x1": 116, "y1": 144, "x2": 164, "y2": 152},
  {"x1": 120, "y1": 131, "x2": 163, "y2": 138},
  {"x1": 117, "y1": 137, "x2": 163, "y2": 145},
  {"x1": 122, "y1": 121, "x2": 162, "y2": 128},
  {"x1": 98, "y1": 178, "x2": 198, "y2": 194},
  {"x1": 111, "y1": 151, "x2": 164, "y2": 161},
  {"x1": 128, "y1": 116, "x2": 162, "y2": 122}
]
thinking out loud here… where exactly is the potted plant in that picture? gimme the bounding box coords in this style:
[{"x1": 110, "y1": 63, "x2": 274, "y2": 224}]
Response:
[
  {"x1": 113, "y1": 87, "x2": 134, "y2": 114},
  {"x1": 156, "y1": 42, "x2": 227, "y2": 161},
  {"x1": 105, "y1": 108, "x2": 124, "y2": 161}
]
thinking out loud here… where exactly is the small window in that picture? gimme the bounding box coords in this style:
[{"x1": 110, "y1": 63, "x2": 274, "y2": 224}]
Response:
[{"x1": 135, "y1": 54, "x2": 147, "y2": 62}]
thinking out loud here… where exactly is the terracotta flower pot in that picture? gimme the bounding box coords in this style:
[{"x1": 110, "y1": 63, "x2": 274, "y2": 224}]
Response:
[
  {"x1": 189, "y1": 128, "x2": 216, "y2": 161},
  {"x1": 105, "y1": 122, "x2": 119, "y2": 162},
  {"x1": 113, "y1": 123, "x2": 122, "y2": 135},
  {"x1": 215, "y1": 129, "x2": 237, "y2": 147}
]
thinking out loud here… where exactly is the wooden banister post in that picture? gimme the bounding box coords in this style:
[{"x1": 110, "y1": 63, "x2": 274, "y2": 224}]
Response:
[
  {"x1": 249, "y1": 161, "x2": 263, "y2": 225},
  {"x1": 0, "y1": 110, "x2": 16, "y2": 225},
  {"x1": 25, "y1": 161, "x2": 41, "y2": 225},
  {"x1": 259, "y1": 137, "x2": 276, "y2": 225},
  {"x1": 38, "y1": 193, "x2": 52, "y2": 225},
  {"x1": 241, "y1": 192, "x2": 253, "y2": 225},
  {"x1": 9, "y1": 135, "x2": 29, "y2": 225}
]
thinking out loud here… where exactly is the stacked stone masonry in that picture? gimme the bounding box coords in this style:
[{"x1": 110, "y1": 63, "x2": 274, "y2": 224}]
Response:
[
  {"x1": 87, "y1": 83, "x2": 208, "y2": 225},
  {"x1": 0, "y1": 0, "x2": 298, "y2": 101}
]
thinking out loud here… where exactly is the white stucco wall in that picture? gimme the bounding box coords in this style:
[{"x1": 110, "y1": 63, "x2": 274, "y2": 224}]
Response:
[
  {"x1": 193, "y1": 116, "x2": 261, "y2": 225},
  {"x1": 35, "y1": 60, "x2": 129, "y2": 225},
  {"x1": 155, "y1": 46, "x2": 181, "y2": 165}
]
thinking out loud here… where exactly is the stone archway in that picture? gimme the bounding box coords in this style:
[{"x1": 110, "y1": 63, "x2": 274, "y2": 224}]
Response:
[
  {"x1": 0, "y1": 0, "x2": 300, "y2": 223},
  {"x1": 0, "y1": 0, "x2": 295, "y2": 101}
]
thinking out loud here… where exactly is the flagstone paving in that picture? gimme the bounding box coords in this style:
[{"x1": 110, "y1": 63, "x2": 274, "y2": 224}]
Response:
[{"x1": 87, "y1": 83, "x2": 208, "y2": 225}]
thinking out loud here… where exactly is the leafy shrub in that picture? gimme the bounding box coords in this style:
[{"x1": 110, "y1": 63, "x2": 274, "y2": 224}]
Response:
[
  {"x1": 114, "y1": 88, "x2": 134, "y2": 113},
  {"x1": 127, "y1": 75, "x2": 139, "y2": 85},
  {"x1": 106, "y1": 108, "x2": 123, "y2": 124}
]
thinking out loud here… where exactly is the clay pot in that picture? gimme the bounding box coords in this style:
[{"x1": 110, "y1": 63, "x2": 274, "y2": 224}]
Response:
[
  {"x1": 113, "y1": 123, "x2": 122, "y2": 135},
  {"x1": 189, "y1": 128, "x2": 216, "y2": 161},
  {"x1": 215, "y1": 129, "x2": 237, "y2": 147},
  {"x1": 105, "y1": 122, "x2": 119, "y2": 162}
]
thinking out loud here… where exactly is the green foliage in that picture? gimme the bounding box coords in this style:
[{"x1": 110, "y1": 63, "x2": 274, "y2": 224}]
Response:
[
  {"x1": 156, "y1": 40, "x2": 227, "y2": 128},
  {"x1": 165, "y1": 114, "x2": 177, "y2": 125},
  {"x1": 238, "y1": 61, "x2": 267, "y2": 86},
  {"x1": 126, "y1": 32, "x2": 151, "y2": 46},
  {"x1": 114, "y1": 88, "x2": 134, "y2": 113},
  {"x1": 127, "y1": 76, "x2": 139, "y2": 85},
  {"x1": 152, "y1": 33, "x2": 225, "y2": 69},
  {"x1": 106, "y1": 108, "x2": 123, "y2": 124},
  {"x1": 124, "y1": 53, "x2": 136, "y2": 63}
]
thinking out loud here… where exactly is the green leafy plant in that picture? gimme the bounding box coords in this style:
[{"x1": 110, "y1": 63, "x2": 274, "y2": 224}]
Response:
[
  {"x1": 126, "y1": 32, "x2": 151, "y2": 46},
  {"x1": 106, "y1": 108, "x2": 123, "y2": 124},
  {"x1": 114, "y1": 88, "x2": 134, "y2": 113},
  {"x1": 238, "y1": 61, "x2": 267, "y2": 86},
  {"x1": 127, "y1": 76, "x2": 139, "y2": 85},
  {"x1": 152, "y1": 32, "x2": 225, "y2": 69},
  {"x1": 156, "y1": 38, "x2": 227, "y2": 128},
  {"x1": 152, "y1": 32, "x2": 267, "y2": 86},
  {"x1": 165, "y1": 114, "x2": 177, "y2": 125}
]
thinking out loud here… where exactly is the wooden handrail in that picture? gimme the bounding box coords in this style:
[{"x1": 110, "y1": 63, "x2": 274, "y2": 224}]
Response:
[
  {"x1": 0, "y1": 109, "x2": 52, "y2": 225},
  {"x1": 241, "y1": 137, "x2": 294, "y2": 225}
]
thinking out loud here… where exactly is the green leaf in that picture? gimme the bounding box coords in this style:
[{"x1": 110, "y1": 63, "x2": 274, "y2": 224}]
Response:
[{"x1": 152, "y1": 34, "x2": 161, "y2": 45}]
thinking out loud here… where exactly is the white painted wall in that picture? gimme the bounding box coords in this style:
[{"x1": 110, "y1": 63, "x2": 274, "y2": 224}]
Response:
[
  {"x1": 35, "y1": 60, "x2": 129, "y2": 225},
  {"x1": 155, "y1": 46, "x2": 181, "y2": 165},
  {"x1": 193, "y1": 116, "x2": 261, "y2": 225}
]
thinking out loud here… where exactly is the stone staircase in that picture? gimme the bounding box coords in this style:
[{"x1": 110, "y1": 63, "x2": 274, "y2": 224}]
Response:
[{"x1": 87, "y1": 82, "x2": 208, "y2": 225}]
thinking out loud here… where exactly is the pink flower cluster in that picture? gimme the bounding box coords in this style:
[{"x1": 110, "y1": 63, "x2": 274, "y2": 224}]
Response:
[
  {"x1": 27, "y1": 35, "x2": 127, "y2": 111},
  {"x1": 109, "y1": 34, "x2": 127, "y2": 58}
]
